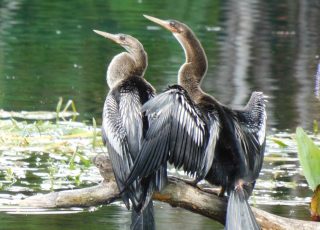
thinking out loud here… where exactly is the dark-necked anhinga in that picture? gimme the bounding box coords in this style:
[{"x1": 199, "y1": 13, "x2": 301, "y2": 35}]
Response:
[
  {"x1": 93, "y1": 30, "x2": 166, "y2": 230},
  {"x1": 126, "y1": 16, "x2": 266, "y2": 230}
]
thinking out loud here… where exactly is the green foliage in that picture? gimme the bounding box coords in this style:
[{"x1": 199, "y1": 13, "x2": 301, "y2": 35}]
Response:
[
  {"x1": 71, "y1": 174, "x2": 82, "y2": 187},
  {"x1": 296, "y1": 127, "x2": 320, "y2": 191},
  {"x1": 313, "y1": 120, "x2": 319, "y2": 135},
  {"x1": 4, "y1": 168, "x2": 16, "y2": 184},
  {"x1": 56, "y1": 97, "x2": 63, "y2": 123},
  {"x1": 92, "y1": 117, "x2": 97, "y2": 149},
  {"x1": 48, "y1": 159, "x2": 57, "y2": 191},
  {"x1": 270, "y1": 137, "x2": 288, "y2": 148},
  {"x1": 69, "y1": 150, "x2": 77, "y2": 170},
  {"x1": 0, "y1": 110, "x2": 106, "y2": 191},
  {"x1": 56, "y1": 98, "x2": 78, "y2": 123},
  {"x1": 76, "y1": 152, "x2": 91, "y2": 168},
  {"x1": 69, "y1": 150, "x2": 91, "y2": 170},
  {"x1": 0, "y1": 167, "x2": 17, "y2": 190}
]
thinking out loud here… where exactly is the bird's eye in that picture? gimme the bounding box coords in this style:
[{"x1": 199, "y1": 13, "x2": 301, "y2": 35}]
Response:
[
  {"x1": 169, "y1": 21, "x2": 175, "y2": 27},
  {"x1": 119, "y1": 35, "x2": 126, "y2": 41}
]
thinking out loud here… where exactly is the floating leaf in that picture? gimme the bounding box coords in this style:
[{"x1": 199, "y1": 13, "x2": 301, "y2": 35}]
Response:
[
  {"x1": 76, "y1": 152, "x2": 91, "y2": 168},
  {"x1": 270, "y1": 137, "x2": 288, "y2": 148},
  {"x1": 296, "y1": 127, "x2": 320, "y2": 190}
]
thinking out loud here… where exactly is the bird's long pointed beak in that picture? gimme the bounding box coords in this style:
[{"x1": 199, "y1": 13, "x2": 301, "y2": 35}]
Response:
[
  {"x1": 93, "y1": 30, "x2": 119, "y2": 43},
  {"x1": 143, "y1": 15, "x2": 175, "y2": 32}
]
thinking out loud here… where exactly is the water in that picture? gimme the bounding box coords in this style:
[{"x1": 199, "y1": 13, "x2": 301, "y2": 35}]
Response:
[
  {"x1": 0, "y1": 205, "x2": 219, "y2": 230},
  {"x1": 0, "y1": 132, "x2": 312, "y2": 229},
  {"x1": 1, "y1": 0, "x2": 319, "y2": 131},
  {"x1": 1, "y1": 0, "x2": 320, "y2": 229}
]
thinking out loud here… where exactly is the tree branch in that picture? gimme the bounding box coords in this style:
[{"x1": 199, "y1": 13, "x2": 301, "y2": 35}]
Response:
[{"x1": 16, "y1": 156, "x2": 320, "y2": 230}]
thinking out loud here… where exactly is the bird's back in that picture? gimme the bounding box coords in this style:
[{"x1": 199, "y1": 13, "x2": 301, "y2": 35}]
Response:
[
  {"x1": 102, "y1": 76, "x2": 155, "y2": 209},
  {"x1": 206, "y1": 92, "x2": 267, "y2": 194}
]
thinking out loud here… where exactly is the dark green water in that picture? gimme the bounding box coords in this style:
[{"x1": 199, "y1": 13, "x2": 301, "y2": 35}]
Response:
[
  {"x1": 0, "y1": 204, "x2": 222, "y2": 230},
  {"x1": 1, "y1": 0, "x2": 320, "y2": 131},
  {"x1": 1, "y1": 0, "x2": 320, "y2": 229}
]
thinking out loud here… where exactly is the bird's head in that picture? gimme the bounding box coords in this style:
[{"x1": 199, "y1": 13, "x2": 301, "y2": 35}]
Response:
[
  {"x1": 143, "y1": 15, "x2": 189, "y2": 35},
  {"x1": 93, "y1": 30, "x2": 147, "y2": 88},
  {"x1": 93, "y1": 30, "x2": 143, "y2": 53},
  {"x1": 143, "y1": 15, "x2": 207, "y2": 88}
]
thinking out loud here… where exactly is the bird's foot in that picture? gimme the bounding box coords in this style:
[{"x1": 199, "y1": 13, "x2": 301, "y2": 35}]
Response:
[
  {"x1": 235, "y1": 179, "x2": 245, "y2": 192},
  {"x1": 218, "y1": 187, "x2": 226, "y2": 197}
]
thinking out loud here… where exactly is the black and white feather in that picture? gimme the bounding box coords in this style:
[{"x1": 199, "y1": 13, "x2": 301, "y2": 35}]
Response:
[
  {"x1": 232, "y1": 91, "x2": 267, "y2": 181},
  {"x1": 102, "y1": 78, "x2": 157, "y2": 211},
  {"x1": 126, "y1": 85, "x2": 220, "y2": 185}
]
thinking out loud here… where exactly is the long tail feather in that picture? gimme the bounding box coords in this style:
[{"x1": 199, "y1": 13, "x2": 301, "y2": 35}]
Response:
[
  {"x1": 226, "y1": 189, "x2": 260, "y2": 230},
  {"x1": 131, "y1": 201, "x2": 155, "y2": 230}
]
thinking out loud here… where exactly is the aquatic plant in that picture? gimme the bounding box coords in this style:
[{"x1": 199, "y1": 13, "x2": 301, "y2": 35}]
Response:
[
  {"x1": 296, "y1": 127, "x2": 320, "y2": 221},
  {"x1": 0, "y1": 101, "x2": 106, "y2": 192}
]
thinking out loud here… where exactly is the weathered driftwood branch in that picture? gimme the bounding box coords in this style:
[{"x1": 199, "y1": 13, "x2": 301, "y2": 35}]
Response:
[
  {"x1": 16, "y1": 155, "x2": 320, "y2": 229},
  {"x1": 17, "y1": 177, "x2": 320, "y2": 229}
]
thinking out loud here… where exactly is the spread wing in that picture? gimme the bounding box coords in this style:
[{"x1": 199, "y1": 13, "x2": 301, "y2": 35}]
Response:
[
  {"x1": 102, "y1": 90, "x2": 143, "y2": 209},
  {"x1": 233, "y1": 91, "x2": 267, "y2": 180},
  {"x1": 126, "y1": 85, "x2": 220, "y2": 186}
]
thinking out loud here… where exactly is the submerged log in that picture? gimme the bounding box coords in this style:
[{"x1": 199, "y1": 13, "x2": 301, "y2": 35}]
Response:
[{"x1": 17, "y1": 156, "x2": 320, "y2": 230}]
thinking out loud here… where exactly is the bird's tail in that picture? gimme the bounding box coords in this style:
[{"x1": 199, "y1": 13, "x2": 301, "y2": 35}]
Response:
[
  {"x1": 130, "y1": 201, "x2": 155, "y2": 230},
  {"x1": 226, "y1": 188, "x2": 260, "y2": 230}
]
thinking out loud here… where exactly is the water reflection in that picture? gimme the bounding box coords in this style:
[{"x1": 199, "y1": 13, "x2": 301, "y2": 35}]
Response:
[
  {"x1": 212, "y1": 0, "x2": 259, "y2": 105},
  {"x1": 0, "y1": 204, "x2": 223, "y2": 230},
  {"x1": 0, "y1": 0, "x2": 319, "y2": 131}
]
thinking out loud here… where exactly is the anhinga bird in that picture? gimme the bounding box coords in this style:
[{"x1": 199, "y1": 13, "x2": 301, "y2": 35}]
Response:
[
  {"x1": 126, "y1": 16, "x2": 266, "y2": 230},
  {"x1": 93, "y1": 29, "x2": 166, "y2": 230}
]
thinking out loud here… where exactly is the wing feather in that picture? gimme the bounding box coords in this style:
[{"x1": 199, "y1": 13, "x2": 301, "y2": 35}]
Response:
[
  {"x1": 102, "y1": 89, "x2": 145, "y2": 209},
  {"x1": 233, "y1": 91, "x2": 267, "y2": 179},
  {"x1": 126, "y1": 85, "x2": 220, "y2": 186}
]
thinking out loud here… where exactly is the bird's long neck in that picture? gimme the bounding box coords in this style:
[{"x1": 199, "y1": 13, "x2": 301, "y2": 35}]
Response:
[
  {"x1": 107, "y1": 49, "x2": 147, "y2": 89},
  {"x1": 127, "y1": 48, "x2": 148, "y2": 76},
  {"x1": 175, "y1": 31, "x2": 208, "y2": 99}
]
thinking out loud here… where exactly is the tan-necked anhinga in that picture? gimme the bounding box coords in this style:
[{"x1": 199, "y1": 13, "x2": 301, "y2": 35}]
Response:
[
  {"x1": 126, "y1": 16, "x2": 266, "y2": 230},
  {"x1": 93, "y1": 30, "x2": 166, "y2": 230}
]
